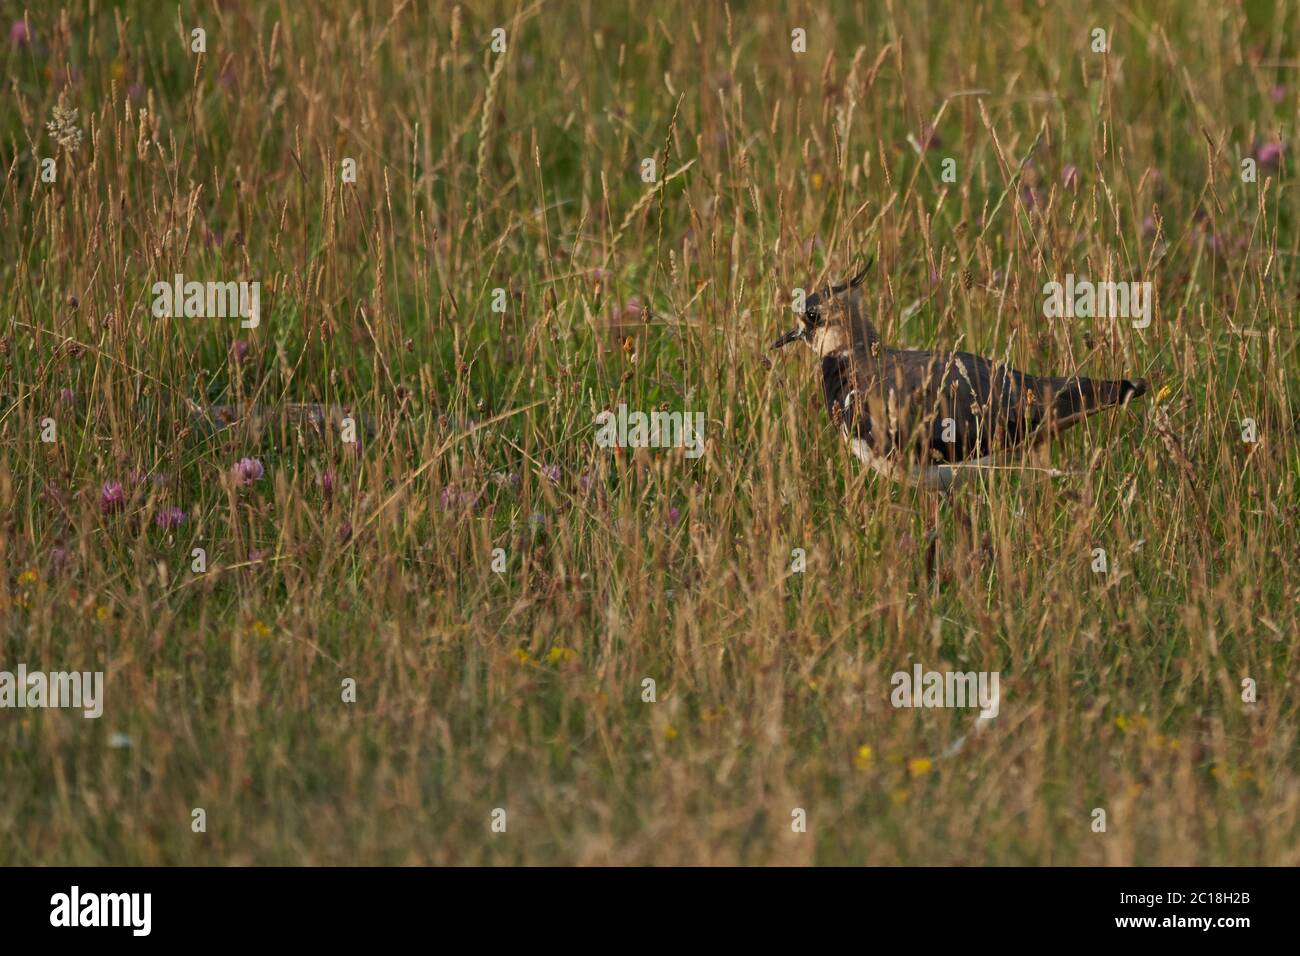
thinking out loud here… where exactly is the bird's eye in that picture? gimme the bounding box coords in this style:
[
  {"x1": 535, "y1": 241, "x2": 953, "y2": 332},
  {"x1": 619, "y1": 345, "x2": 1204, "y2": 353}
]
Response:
[{"x1": 804, "y1": 307, "x2": 821, "y2": 327}]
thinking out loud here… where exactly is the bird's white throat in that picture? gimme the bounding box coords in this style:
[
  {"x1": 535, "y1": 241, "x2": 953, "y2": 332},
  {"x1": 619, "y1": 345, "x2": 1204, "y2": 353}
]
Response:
[{"x1": 809, "y1": 324, "x2": 850, "y2": 357}]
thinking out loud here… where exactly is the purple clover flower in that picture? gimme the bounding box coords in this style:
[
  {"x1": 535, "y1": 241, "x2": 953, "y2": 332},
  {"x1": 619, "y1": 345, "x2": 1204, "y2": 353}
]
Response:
[
  {"x1": 1255, "y1": 142, "x2": 1284, "y2": 170},
  {"x1": 233, "y1": 457, "x2": 264, "y2": 485},
  {"x1": 99, "y1": 481, "x2": 126, "y2": 514},
  {"x1": 8, "y1": 20, "x2": 31, "y2": 49},
  {"x1": 154, "y1": 507, "x2": 186, "y2": 530}
]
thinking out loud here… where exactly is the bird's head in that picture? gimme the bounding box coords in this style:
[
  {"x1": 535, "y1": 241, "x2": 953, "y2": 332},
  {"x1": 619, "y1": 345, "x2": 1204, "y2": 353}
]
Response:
[{"x1": 771, "y1": 260, "x2": 875, "y2": 357}]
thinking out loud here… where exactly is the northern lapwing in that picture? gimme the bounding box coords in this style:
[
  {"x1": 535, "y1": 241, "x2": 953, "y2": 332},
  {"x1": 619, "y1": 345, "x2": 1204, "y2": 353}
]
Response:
[{"x1": 771, "y1": 263, "x2": 1147, "y2": 573}]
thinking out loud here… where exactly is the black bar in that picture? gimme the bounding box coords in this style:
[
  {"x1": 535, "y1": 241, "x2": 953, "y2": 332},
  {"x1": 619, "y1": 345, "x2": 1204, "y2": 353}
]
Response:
[{"x1": 0, "y1": 867, "x2": 1283, "y2": 942}]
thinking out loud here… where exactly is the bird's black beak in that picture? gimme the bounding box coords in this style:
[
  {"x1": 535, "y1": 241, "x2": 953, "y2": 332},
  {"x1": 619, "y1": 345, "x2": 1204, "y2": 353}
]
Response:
[{"x1": 771, "y1": 327, "x2": 804, "y2": 350}]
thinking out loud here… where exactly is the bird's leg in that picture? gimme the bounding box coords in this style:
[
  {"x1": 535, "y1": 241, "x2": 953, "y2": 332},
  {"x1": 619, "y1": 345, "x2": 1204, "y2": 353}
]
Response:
[
  {"x1": 962, "y1": 491, "x2": 994, "y2": 568},
  {"x1": 924, "y1": 491, "x2": 940, "y2": 582},
  {"x1": 947, "y1": 488, "x2": 972, "y2": 551}
]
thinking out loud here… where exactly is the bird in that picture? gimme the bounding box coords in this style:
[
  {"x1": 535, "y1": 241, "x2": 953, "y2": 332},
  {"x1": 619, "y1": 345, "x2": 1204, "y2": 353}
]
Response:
[{"x1": 771, "y1": 262, "x2": 1148, "y2": 574}]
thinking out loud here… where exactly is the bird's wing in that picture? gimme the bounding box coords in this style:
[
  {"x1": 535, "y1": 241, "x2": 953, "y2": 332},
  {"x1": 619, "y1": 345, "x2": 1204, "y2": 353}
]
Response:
[
  {"x1": 852, "y1": 348, "x2": 1048, "y2": 465},
  {"x1": 821, "y1": 344, "x2": 1144, "y2": 470}
]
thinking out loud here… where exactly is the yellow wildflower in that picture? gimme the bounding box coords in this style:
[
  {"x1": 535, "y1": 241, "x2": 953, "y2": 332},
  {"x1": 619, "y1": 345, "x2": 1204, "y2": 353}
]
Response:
[
  {"x1": 907, "y1": 757, "x2": 933, "y2": 777},
  {"x1": 854, "y1": 744, "x2": 874, "y2": 770}
]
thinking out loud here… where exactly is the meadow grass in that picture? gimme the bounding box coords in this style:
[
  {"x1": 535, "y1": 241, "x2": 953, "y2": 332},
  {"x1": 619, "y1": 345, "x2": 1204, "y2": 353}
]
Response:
[{"x1": 1, "y1": 0, "x2": 1298, "y2": 864}]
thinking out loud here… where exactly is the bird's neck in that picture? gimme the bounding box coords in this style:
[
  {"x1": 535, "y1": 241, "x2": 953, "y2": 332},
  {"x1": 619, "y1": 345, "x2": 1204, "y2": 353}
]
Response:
[
  {"x1": 811, "y1": 321, "x2": 879, "y2": 359},
  {"x1": 854, "y1": 316, "x2": 881, "y2": 348},
  {"x1": 809, "y1": 325, "x2": 850, "y2": 357}
]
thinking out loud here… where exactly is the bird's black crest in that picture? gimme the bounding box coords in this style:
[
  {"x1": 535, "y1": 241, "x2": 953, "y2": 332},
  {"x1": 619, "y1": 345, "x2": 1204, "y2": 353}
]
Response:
[{"x1": 804, "y1": 258, "x2": 874, "y2": 324}]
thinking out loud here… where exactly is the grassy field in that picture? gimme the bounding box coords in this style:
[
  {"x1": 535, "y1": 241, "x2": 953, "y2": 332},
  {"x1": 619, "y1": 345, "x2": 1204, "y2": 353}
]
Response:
[{"x1": 1, "y1": 0, "x2": 1298, "y2": 865}]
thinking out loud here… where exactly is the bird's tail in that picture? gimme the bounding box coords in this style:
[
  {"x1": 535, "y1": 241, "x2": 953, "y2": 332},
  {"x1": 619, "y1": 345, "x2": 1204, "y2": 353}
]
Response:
[{"x1": 1050, "y1": 376, "x2": 1148, "y2": 421}]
